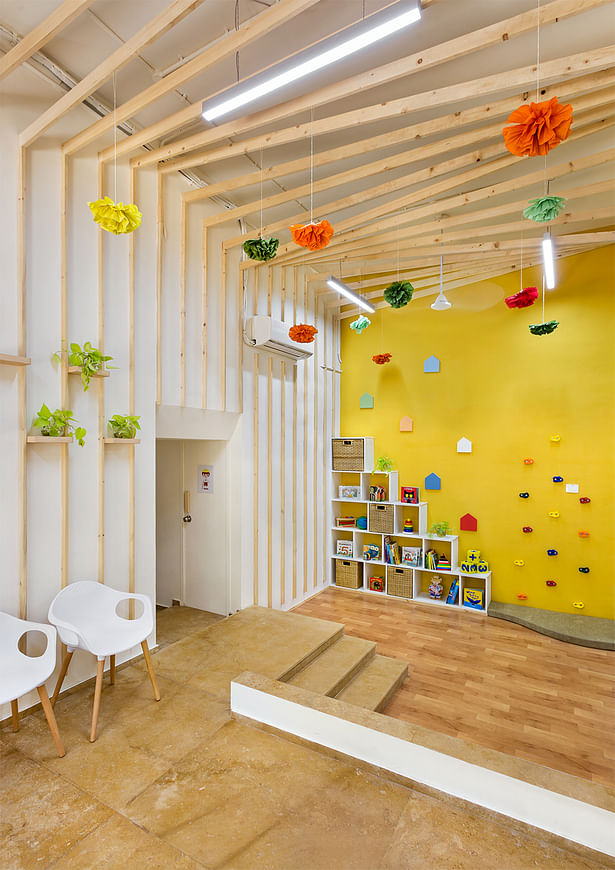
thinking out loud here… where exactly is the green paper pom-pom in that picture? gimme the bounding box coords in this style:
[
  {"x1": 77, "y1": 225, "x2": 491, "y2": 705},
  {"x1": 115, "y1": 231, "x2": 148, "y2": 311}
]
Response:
[
  {"x1": 383, "y1": 280, "x2": 414, "y2": 309},
  {"x1": 523, "y1": 195, "x2": 567, "y2": 223},
  {"x1": 529, "y1": 320, "x2": 559, "y2": 336},
  {"x1": 242, "y1": 237, "x2": 279, "y2": 261},
  {"x1": 350, "y1": 315, "x2": 371, "y2": 334}
]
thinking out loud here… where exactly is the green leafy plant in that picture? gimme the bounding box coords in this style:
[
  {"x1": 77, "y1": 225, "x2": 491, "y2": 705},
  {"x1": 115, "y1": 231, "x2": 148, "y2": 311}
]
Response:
[
  {"x1": 375, "y1": 455, "x2": 394, "y2": 473},
  {"x1": 107, "y1": 413, "x2": 141, "y2": 439},
  {"x1": 430, "y1": 521, "x2": 450, "y2": 537},
  {"x1": 54, "y1": 341, "x2": 115, "y2": 391},
  {"x1": 32, "y1": 404, "x2": 86, "y2": 446}
]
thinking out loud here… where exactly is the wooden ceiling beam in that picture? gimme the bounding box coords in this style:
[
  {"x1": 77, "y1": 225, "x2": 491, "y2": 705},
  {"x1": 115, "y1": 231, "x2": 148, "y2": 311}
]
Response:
[
  {"x1": 0, "y1": 0, "x2": 96, "y2": 83},
  {"x1": 19, "y1": 0, "x2": 211, "y2": 148},
  {"x1": 61, "y1": 0, "x2": 320, "y2": 155}
]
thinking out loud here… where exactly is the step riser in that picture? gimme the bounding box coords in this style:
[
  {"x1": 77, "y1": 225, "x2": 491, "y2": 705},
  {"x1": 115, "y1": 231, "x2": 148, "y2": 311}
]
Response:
[
  {"x1": 276, "y1": 625, "x2": 345, "y2": 682},
  {"x1": 324, "y1": 646, "x2": 376, "y2": 698},
  {"x1": 373, "y1": 665, "x2": 408, "y2": 712}
]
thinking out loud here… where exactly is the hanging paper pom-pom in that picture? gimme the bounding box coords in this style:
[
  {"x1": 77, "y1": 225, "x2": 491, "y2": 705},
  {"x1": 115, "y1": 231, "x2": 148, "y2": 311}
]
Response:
[
  {"x1": 502, "y1": 97, "x2": 572, "y2": 157},
  {"x1": 383, "y1": 280, "x2": 414, "y2": 309},
  {"x1": 242, "y1": 237, "x2": 279, "y2": 261},
  {"x1": 88, "y1": 197, "x2": 142, "y2": 235},
  {"x1": 289, "y1": 219, "x2": 334, "y2": 251},
  {"x1": 529, "y1": 320, "x2": 559, "y2": 336},
  {"x1": 289, "y1": 324, "x2": 318, "y2": 343},
  {"x1": 505, "y1": 287, "x2": 538, "y2": 309},
  {"x1": 350, "y1": 315, "x2": 371, "y2": 334},
  {"x1": 372, "y1": 353, "x2": 392, "y2": 365},
  {"x1": 523, "y1": 195, "x2": 567, "y2": 223}
]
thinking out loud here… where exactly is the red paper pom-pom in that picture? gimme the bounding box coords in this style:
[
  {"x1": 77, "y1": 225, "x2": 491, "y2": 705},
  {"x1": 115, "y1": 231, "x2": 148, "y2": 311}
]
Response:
[
  {"x1": 372, "y1": 353, "x2": 392, "y2": 365},
  {"x1": 288, "y1": 324, "x2": 318, "y2": 343},
  {"x1": 289, "y1": 219, "x2": 334, "y2": 251},
  {"x1": 505, "y1": 287, "x2": 539, "y2": 309},
  {"x1": 502, "y1": 97, "x2": 572, "y2": 157}
]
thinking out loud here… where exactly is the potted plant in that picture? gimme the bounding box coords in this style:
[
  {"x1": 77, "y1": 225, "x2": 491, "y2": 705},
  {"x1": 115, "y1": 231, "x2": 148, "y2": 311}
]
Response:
[
  {"x1": 107, "y1": 414, "x2": 141, "y2": 439},
  {"x1": 430, "y1": 521, "x2": 450, "y2": 537},
  {"x1": 54, "y1": 341, "x2": 115, "y2": 391},
  {"x1": 32, "y1": 404, "x2": 86, "y2": 445}
]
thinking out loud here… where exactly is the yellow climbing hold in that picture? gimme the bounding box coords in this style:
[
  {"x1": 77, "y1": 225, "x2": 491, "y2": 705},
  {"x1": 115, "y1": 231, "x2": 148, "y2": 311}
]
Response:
[{"x1": 572, "y1": 601, "x2": 585, "y2": 610}]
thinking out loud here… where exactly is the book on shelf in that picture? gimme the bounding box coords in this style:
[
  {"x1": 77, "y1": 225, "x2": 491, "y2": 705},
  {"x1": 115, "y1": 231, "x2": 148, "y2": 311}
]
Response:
[
  {"x1": 384, "y1": 536, "x2": 402, "y2": 565},
  {"x1": 363, "y1": 544, "x2": 380, "y2": 561},
  {"x1": 336, "y1": 540, "x2": 353, "y2": 557},
  {"x1": 446, "y1": 577, "x2": 459, "y2": 605},
  {"x1": 402, "y1": 546, "x2": 422, "y2": 567}
]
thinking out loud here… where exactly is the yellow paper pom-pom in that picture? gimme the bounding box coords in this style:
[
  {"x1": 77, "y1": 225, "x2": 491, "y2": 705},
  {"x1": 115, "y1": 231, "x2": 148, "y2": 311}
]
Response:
[{"x1": 88, "y1": 196, "x2": 142, "y2": 235}]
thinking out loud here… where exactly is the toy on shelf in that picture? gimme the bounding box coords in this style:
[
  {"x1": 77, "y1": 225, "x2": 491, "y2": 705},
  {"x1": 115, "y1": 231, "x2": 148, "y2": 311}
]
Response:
[
  {"x1": 368, "y1": 577, "x2": 384, "y2": 592},
  {"x1": 548, "y1": 511, "x2": 560, "y2": 518},
  {"x1": 403, "y1": 518, "x2": 414, "y2": 533},
  {"x1": 425, "y1": 549, "x2": 439, "y2": 570},
  {"x1": 336, "y1": 540, "x2": 353, "y2": 557},
  {"x1": 579, "y1": 531, "x2": 590, "y2": 538},
  {"x1": 580, "y1": 497, "x2": 591, "y2": 504},
  {"x1": 356, "y1": 516, "x2": 368, "y2": 530},
  {"x1": 523, "y1": 458, "x2": 534, "y2": 465},
  {"x1": 578, "y1": 566, "x2": 590, "y2": 574},
  {"x1": 437, "y1": 554, "x2": 451, "y2": 571},
  {"x1": 460, "y1": 549, "x2": 488, "y2": 574},
  {"x1": 547, "y1": 549, "x2": 558, "y2": 556},
  {"x1": 446, "y1": 577, "x2": 459, "y2": 605},
  {"x1": 517, "y1": 593, "x2": 528, "y2": 600},
  {"x1": 550, "y1": 434, "x2": 561, "y2": 442},
  {"x1": 430, "y1": 521, "x2": 449, "y2": 537},
  {"x1": 467, "y1": 550, "x2": 480, "y2": 563},
  {"x1": 401, "y1": 486, "x2": 419, "y2": 504},
  {"x1": 336, "y1": 516, "x2": 356, "y2": 527},
  {"x1": 375, "y1": 455, "x2": 394, "y2": 473},
  {"x1": 363, "y1": 544, "x2": 380, "y2": 561},
  {"x1": 384, "y1": 537, "x2": 402, "y2": 565},
  {"x1": 573, "y1": 601, "x2": 585, "y2": 610},
  {"x1": 523, "y1": 526, "x2": 533, "y2": 533},
  {"x1": 546, "y1": 580, "x2": 557, "y2": 587},
  {"x1": 402, "y1": 547, "x2": 421, "y2": 567},
  {"x1": 513, "y1": 560, "x2": 525, "y2": 567},
  {"x1": 429, "y1": 576, "x2": 444, "y2": 600},
  {"x1": 519, "y1": 492, "x2": 530, "y2": 498},
  {"x1": 463, "y1": 588, "x2": 484, "y2": 610},
  {"x1": 339, "y1": 485, "x2": 360, "y2": 499},
  {"x1": 553, "y1": 476, "x2": 564, "y2": 483},
  {"x1": 459, "y1": 513, "x2": 477, "y2": 532},
  {"x1": 369, "y1": 485, "x2": 387, "y2": 502}
]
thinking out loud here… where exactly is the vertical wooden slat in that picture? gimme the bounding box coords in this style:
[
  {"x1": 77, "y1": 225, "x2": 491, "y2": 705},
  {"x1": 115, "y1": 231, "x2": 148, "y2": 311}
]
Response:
[
  {"x1": 253, "y1": 351, "x2": 259, "y2": 605},
  {"x1": 312, "y1": 294, "x2": 318, "y2": 589},
  {"x1": 267, "y1": 355, "x2": 272, "y2": 608},
  {"x1": 267, "y1": 266, "x2": 272, "y2": 317},
  {"x1": 221, "y1": 248, "x2": 227, "y2": 410},
  {"x1": 128, "y1": 167, "x2": 136, "y2": 596},
  {"x1": 60, "y1": 155, "x2": 69, "y2": 588},
  {"x1": 97, "y1": 160, "x2": 105, "y2": 583},
  {"x1": 17, "y1": 146, "x2": 27, "y2": 618},
  {"x1": 237, "y1": 262, "x2": 244, "y2": 413},
  {"x1": 302, "y1": 269, "x2": 308, "y2": 595},
  {"x1": 280, "y1": 359, "x2": 286, "y2": 607},
  {"x1": 180, "y1": 199, "x2": 186, "y2": 406},
  {"x1": 281, "y1": 266, "x2": 286, "y2": 322},
  {"x1": 322, "y1": 310, "x2": 327, "y2": 588},
  {"x1": 202, "y1": 225, "x2": 208, "y2": 409},
  {"x1": 156, "y1": 172, "x2": 163, "y2": 405},
  {"x1": 292, "y1": 267, "x2": 297, "y2": 602}
]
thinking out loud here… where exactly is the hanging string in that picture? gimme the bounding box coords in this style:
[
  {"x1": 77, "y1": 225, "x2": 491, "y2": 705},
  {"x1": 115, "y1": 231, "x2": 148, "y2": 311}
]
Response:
[
  {"x1": 519, "y1": 230, "x2": 524, "y2": 290},
  {"x1": 235, "y1": 0, "x2": 240, "y2": 82},
  {"x1": 536, "y1": 0, "x2": 541, "y2": 102},
  {"x1": 309, "y1": 108, "x2": 314, "y2": 224},
  {"x1": 396, "y1": 214, "x2": 400, "y2": 282},
  {"x1": 259, "y1": 147, "x2": 264, "y2": 238},
  {"x1": 113, "y1": 72, "x2": 117, "y2": 202}
]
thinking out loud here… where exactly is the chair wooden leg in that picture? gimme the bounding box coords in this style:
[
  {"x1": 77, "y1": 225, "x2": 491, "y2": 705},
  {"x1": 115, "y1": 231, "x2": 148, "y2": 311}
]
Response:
[
  {"x1": 37, "y1": 685, "x2": 65, "y2": 758},
  {"x1": 90, "y1": 659, "x2": 105, "y2": 743},
  {"x1": 141, "y1": 641, "x2": 160, "y2": 701},
  {"x1": 11, "y1": 700, "x2": 19, "y2": 732},
  {"x1": 109, "y1": 655, "x2": 116, "y2": 686},
  {"x1": 51, "y1": 648, "x2": 74, "y2": 707}
]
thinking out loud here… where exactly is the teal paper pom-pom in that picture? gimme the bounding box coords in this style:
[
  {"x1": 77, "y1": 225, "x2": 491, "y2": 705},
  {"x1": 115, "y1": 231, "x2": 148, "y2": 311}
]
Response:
[
  {"x1": 350, "y1": 315, "x2": 371, "y2": 334},
  {"x1": 242, "y1": 237, "x2": 279, "y2": 261},
  {"x1": 529, "y1": 320, "x2": 559, "y2": 335},
  {"x1": 523, "y1": 195, "x2": 567, "y2": 223},
  {"x1": 384, "y1": 280, "x2": 414, "y2": 309}
]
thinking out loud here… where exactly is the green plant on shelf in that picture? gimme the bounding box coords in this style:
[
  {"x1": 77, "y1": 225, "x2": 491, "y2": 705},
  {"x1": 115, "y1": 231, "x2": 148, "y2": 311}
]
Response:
[
  {"x1": 54, "y1": 341, "x2": 115, "y2": 391},
  {"x1": 375, "y1": 455, "x2": 393, "y2": 473},
  {"x1": 429, "y1": 521, "x2": 449, "y2": 537},
  {"x1": 107, "y1": 413, "x2": 141, "y2": 439},
  {"x1": 32, "y1": 404, "x2": 86, "y2": 445}
]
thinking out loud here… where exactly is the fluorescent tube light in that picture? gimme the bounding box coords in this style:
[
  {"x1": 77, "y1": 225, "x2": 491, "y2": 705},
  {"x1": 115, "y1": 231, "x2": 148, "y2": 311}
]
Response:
[
  {"x1": 202, "y1": 1, "x2": 421, "y2": 122},
  {"x1": 326, "y1": 276, "x2": 375, "y2": 313},
  {"x1": 542, "y1": 232, "x2": 555, "y2": 289}
]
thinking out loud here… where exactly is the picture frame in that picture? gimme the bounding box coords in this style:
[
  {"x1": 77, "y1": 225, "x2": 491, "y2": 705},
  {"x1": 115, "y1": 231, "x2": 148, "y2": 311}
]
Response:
[
  {"x1": 401, "y1": 485, "x2": 419, "y2": 504},
  {"x1": 339, "y1": 485, "x2": 361, "y2": 499}
]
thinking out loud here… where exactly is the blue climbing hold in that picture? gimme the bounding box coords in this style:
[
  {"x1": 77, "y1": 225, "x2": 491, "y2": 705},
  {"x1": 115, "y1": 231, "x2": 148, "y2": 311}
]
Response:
[
  {"x1": 553, "y1": 476, "x2": 564, "y2": 483},
  {"x1": 578, "y1": 566, "x2": 590, "y2": 574},
  {"x1": 547, "y1": 549, "x2": 558, "y2": 556},
  {"x1": 519, "y1": 492, "x2": 529, "y2": 498}
]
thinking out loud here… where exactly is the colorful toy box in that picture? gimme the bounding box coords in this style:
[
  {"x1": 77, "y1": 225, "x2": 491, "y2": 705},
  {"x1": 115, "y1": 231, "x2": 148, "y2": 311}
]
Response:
[{"x1": 463, "y1": 588, "x2": 484, "y2": 610}]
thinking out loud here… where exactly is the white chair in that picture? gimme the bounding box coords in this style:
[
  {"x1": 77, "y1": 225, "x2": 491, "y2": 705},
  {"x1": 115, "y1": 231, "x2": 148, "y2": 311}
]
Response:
[
  {"x1": 48, "y1": 581, "x2": 160, "y2": 742},
  {"x1": 0, "y1": 612, "x2": 65, "y2": 757}
]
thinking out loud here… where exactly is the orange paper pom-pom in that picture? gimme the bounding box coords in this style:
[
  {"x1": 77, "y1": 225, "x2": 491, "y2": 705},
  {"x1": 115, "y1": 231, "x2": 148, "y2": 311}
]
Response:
[
  {"x1": 289, "y1": 219, "x2": 334, "y2": 251},
  {"x1": 289, "y1": 324, "x2": 318, "y2": 343},
  {"x1": 372, "y1": 353, "x2": 392, "y2": 365},
  {"x1": 502, "y1": 97, "x2": 572, "y2": 157}
]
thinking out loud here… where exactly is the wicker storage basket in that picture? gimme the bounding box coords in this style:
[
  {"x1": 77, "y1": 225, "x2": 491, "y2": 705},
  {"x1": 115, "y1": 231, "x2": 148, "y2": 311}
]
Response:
[
  {"x1": 335, "y1": 559, "x2": 363, "y2": 589},
  {"x1": 387, "y1": 566, "x2": 413, "y2": 598},
  {"x1": 332, "y1": 438, "x2": 364, "y2": 471},
  {"x1": 368, "y1": 503, "x2": 395, "y2": 533}
]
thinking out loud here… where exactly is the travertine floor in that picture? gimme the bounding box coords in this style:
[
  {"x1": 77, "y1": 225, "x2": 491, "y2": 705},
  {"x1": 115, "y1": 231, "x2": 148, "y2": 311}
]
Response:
[{"x1": 2, "y1": 606, "x2": 612, "y2": 869}]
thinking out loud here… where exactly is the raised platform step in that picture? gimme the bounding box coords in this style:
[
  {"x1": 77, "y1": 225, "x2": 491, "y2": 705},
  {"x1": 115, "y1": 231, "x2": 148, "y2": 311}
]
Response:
[
  {"x1": 488, "y1": 601, "x2": 615, "y2": 650},
  {"x1": 287, "y1": 635, "x2": 376, "y2": 697},
  {"x1": 335, "y1": 654, "x2": 408, "y2": 712}
]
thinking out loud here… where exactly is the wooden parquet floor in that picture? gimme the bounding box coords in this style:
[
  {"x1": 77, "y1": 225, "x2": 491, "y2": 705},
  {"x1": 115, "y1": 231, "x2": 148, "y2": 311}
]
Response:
[{"x1": 293, "y1": 587, "x2": 615, "y2": 788}]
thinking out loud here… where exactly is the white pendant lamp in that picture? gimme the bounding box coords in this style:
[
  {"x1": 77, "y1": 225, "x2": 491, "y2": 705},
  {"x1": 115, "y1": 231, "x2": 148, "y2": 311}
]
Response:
[
  {"x1": 431, "y1": 256, "x2": 451, "y2": 310},
  {"x1": 326, "y1": 276, "x2": 375, "y2": 313},
  {"x1": 202, "y1": 1, "x2": 421, "y2": 123}
]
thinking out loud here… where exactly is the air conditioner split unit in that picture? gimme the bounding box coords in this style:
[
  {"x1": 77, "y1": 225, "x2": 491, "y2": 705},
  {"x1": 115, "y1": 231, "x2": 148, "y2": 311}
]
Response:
[{"x1": 245, "y1": 315, "x2": 313, "y2": 362}]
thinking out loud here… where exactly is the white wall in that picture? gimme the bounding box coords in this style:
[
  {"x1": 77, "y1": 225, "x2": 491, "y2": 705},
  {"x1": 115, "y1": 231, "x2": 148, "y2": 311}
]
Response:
[{"x1": 155, "y1": 439, "x2": 183, "y2": 608}]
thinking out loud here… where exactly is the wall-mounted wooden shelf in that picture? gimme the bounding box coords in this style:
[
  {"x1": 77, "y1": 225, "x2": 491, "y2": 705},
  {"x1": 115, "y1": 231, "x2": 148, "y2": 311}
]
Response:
[
  {"x1": 68, "y1": 366, "x2": 110, "y2": 378},
  {"x1": 27, "y1": 435, "x2": 72, "y2": 443},
  {"x1": 103, "y1": 438, "x2": 140, "y2": 444},
  {"x1": 0, "y1": 353, "x2": 31, "y2": 366}
]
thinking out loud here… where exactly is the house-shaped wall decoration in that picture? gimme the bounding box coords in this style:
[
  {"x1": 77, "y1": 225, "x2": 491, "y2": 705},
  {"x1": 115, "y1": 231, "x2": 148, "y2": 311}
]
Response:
[
  {"x1": 359, "y1": 392, "x2": 374, "y2": 409},
  {"x1": 424, "y1": 472, "x2": 441, "y2": 490},
  {"x1": 399, "y1": 416, "x2": 413, "y2": 432},
  {"x1": 423, "y1": 355, "x2": 440, "y2": 373},
  {"x1": 460, "y1": 513, "x2": 478, "y2": 531},
  {"x1": 457, "y1": 437, "x2": 472, "y2": 453}
]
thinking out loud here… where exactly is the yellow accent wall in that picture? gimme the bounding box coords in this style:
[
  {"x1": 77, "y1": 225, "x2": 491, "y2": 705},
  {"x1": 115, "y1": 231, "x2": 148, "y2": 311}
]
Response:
[{"x1": 340, "y1": 246, "x2": 614, "y2": 619}]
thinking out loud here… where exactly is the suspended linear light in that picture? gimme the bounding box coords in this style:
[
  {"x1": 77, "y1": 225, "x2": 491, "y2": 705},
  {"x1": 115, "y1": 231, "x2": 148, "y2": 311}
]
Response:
[
  {"x1": 202, "y1": 1, "x2": 421, "y2": 123},
  {"x1": 542, "y1": 231, "x2": 556, "y2": 289},
  {"x1": 326, "y1": 276, "x2": 375, "y2": 313},
  {"x1": 431, "y1": 255, "x2": 451, "y2": 310}
]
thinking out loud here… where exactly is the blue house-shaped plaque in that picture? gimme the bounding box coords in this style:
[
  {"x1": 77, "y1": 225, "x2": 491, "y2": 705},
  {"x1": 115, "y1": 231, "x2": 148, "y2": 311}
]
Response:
[
  {"x1": 424, "y1": 472, "x2": 441, "y2": 490},
  {"x1": 359, "y1": 392, "x2": 374, "y2": 409},
  {"x1": 423, "y1": 355, "x2": 440, "y2": 373}
]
